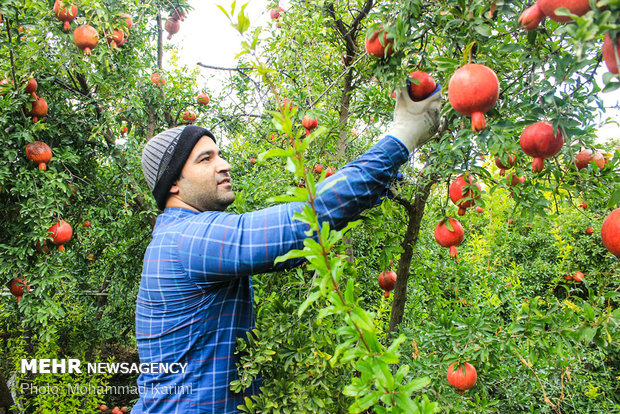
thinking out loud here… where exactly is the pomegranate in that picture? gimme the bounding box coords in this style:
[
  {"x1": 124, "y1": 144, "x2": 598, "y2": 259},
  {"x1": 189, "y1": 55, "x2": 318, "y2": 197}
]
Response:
[
  {"x1": 302, "y1": 116, "x2": 318, "y2": 132},
  {"x1": 313, "y1": 164, "x2": 323, "y2": 174},
  {"x1": 494, "y1": 153, "x2": 516, "y2": 176},
  {"x1": 165, "y1": 18, "x2": 180, "y2": 40},
  {"x1": 448, "y1": 64, "x2": 499, "y2": 132},
  {"x1": 106, "y1": 29, "x2": 124, "y2": 48},
  {"x1": 120, "y1": 126, "x2": 128, "y2": 135},
  {"x1": 476, "y1": 207, "x2": 484, "y2": 213},
  {"x1": 580, "y1": 201, "x2": 588, "y2": 209},
  {"x1": 150, "y1": 72, "x2": 166, "y2": 86},
  {"x1": 250, "y1": 157, "x2": 256, "y2": 165},
  {"x1": 365, "y1": 30, "x2": 393, "y2": 58},
  {"x1": 24, "y1": 77, "x2": 37, "y2": 97},
  {"x1": 325, "y1": 167, "x2": 336, "y2": 177},
  {"x1": 0, "y1": 78, "x2": 13, "y2": 95},
  {"x1": 48, "y1": 220, "x2": 73, "y2": 251},
  {"x1": 585, "y1": 226, "x2": 594, "y2": 234},
  {"x1": 73, "y1": 24, "x2": 99, "y2": 55},
  {"x1": 434, "y1": 218, "x2": 465, "y2": 258},
  {"x1": 449, "y1": 174, "x2": 481, "y2": 216},
  {"x1": 29, "y1": 96, "x2": 48, "y2": 123},
  {"x1": 601, "y1": 208, "x2": 620, "y2": 257},
  {"x1": 408, "y1": 71, "x2": 436, "y2": 101},
  {"x1": 575, "y1": 149, "x2": 605, "y2": 171},
  {"x1": 447, "y1": 362, "x2": 477, "y2": 391},
  {"x1": 518, "y1": 0, "x2": 591, "y2": 30},
  {"x1": 603, "y1": 33, "x2": 620, "y2": 74},
  {"x1": 120, "y1": 13, "x2": 133, "y2": 29},
  {"x1": 9, "y1": 278, "x2": 30, "y2": 303},
  {"x1": 182, "y1": 110, "x2": 196, "y2": 122},
  {"x1": 171, "y1": 7, "x2": 187, "y2": 21},
  {"x1": 378, "y1": 270, "x2": 397, "y2": 298},
  {"x1": 519, "y1": 121, "x2": 564, "y2": 172},
  {"x1": 25, "y1": 141, "x2": 52, "y2": 170},
  {"x1": 53, "y1": 0, "x2": 78, "y2": 32},
  {"x1": 197, "y1": 93, "x2": 210, "y2": 105},
  {"x1": 270, "y1": 7, "x2": 284, "y2": 20},
  {"x1": 573, "y1": 271, "x2": 585, "y2": 282}
]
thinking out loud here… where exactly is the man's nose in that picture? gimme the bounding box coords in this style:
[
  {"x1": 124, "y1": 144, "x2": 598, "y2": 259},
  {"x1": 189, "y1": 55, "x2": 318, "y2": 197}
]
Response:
[{"x1": 216, "y1": 158, "x2": 232, "y2": 172}]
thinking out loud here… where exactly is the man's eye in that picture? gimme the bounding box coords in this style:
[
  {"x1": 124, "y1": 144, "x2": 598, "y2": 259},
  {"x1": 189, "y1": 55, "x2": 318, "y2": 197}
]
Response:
[{"x1": 201, "y1": 158, "x2": 209, "y2": 162}]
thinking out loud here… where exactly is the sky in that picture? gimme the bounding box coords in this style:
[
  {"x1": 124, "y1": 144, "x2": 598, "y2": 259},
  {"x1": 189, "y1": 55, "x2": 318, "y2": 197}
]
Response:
[{"x1": 166, "y1": 0, "x2": 618, "y2": 143}]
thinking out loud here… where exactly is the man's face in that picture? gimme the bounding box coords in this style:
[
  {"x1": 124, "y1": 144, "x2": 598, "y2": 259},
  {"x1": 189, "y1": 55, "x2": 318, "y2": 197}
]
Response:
[{"x1": 168, "y1": 136, "x2": 235, "y2": 212}]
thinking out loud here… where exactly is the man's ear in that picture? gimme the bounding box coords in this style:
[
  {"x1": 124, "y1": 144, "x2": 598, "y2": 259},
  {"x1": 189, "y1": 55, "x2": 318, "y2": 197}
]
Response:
[{"x1": 169, "y1": 181, "x2": 180, "y2": 195}]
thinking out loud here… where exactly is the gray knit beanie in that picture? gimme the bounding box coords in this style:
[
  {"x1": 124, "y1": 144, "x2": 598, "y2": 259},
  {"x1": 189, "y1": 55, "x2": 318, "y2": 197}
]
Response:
[{"x1": 141, "y1": 125, "x2": 216, "y2": 210}]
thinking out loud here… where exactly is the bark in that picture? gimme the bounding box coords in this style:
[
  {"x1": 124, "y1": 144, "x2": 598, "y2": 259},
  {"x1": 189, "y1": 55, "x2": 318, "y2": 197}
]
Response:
[
  {"x1": 388, "y1": 178, "x2": 435, "y2": 333},
  {"x1": 0, "y1": 372, "x2": 14, "y2": 413}
]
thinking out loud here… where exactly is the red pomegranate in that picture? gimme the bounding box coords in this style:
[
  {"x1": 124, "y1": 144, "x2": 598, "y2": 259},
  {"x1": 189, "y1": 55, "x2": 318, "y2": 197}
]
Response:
[
  {"x1": 120, "y1": 13, "x2": 133, "y2": 29},
  {"x1": 9, "y1": 278, "x2": 30, "y2": 303},
  {"x1": 165, "y1": 18, "x2": 180, "y2": 40},
  {"x1": 518, "y1": 0, "x2": 591, "y2": 30},
  {"x1": 408, "y1": 71, "x2": 436, "y2": 101},
  {"x1": 25, "y1": 141, "x2": 52, "y2": 170},
  {"x1": 171, "y1": 7, "x2": 187, "y2": 21},
  {"x1": 573, "y1": 271, "x2": 585, "y2": 282},
  {"x1": 448, "y1": 64, "x2": 499, "y2": 132},
  {"x1": 603, "y1": 33, "x2": 620, "y2": 74},
  {"x1": 575, "y1": 149, "x2": 605, "y2": 171},
  {"x1": 601, "y1": 208, "x2": 620, "y2": 257},
  {"x1": 48, "y1": 220, "x2": 73, "y2": 251},
  {"x1": 434, "y1": 218, "x2": 465, "y2": 258},
  {"x1": 519, "y1": 121, "x2": 564, "y2": 172},
  {"x1": 182, "y1": 110, "x2": 196, "y2": 122},
  {"x1": 270, "y1": 7, "x2": 284, "y2": 20},
  {"x1": 53, "y1": 0, "x2": 78, "y2": 31},
  {"x1": 0, "y1": 77, "x2": 13, "y2": 95},
  {"x1": 24, "y1": 77, "x2": 37, "y2": 97},
  {"x1": 449, "y1": 174, "x2": 482, "y2": 216},
  {"x1": 106, "y1": 29, "x2": 124, "y2": 48},
  {"x1": 150, "y1": 72, "x2": 166, "y2": 86},
  {"x1": 197, "y1": 93, "x2": 210, "y2": 105},
  {"x1": 494, "y1": 153, "x2": 516, "y2": 176},
  {"x1": 378, "y1": 270, "x2": 397, "y2": 298},
  {"x1": 73, "y1": 24, "x2": 99, "y2": 55},
  {"x1": 29, "y1": 96, "x2": 48, "y2": 122},
  {"x1": 365, "y1": 30, "x2": 393, "y2": 58},
  {"x1": 446, "y1": 362, "x2": 477, "y2": 391},
  {"x1": 302, "y1": 116, "x2": 318, "y2": 132},
  {"x1": 507, "y1": 172, "x2": 525, "y2": 187}
]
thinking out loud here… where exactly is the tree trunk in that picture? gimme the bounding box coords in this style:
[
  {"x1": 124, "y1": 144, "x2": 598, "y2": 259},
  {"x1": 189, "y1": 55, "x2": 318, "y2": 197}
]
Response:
[{"x1": 388, "y1": 178, "x2": 434, "y2": 333}]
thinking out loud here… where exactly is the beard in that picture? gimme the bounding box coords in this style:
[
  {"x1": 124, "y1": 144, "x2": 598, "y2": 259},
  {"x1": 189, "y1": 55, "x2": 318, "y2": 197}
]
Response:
[{"x1": 178, "y1": 178, "x2": 235, "y2": 212}]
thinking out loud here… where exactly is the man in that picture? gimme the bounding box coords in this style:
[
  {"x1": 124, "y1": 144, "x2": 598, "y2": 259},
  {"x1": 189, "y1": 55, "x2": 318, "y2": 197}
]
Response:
[{"x1": 133, "y1": 85, "x2": 441, "y2": 413}]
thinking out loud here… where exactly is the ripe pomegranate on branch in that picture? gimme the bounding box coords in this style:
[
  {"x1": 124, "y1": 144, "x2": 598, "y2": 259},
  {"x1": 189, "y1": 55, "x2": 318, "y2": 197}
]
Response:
[
  {"x1": 446, "y1": 362, "x2": 477, "y2": 391},
  {"x1": 365, "y1": 29, "x2": 393, "y2": 58},
  {"x1": 448, "y1": 63, "x2": 499, "y2": 132},
  {"x1": 519, "y1": 121, "x2": 564, "y2": 173},
  {"x1": 449, "y1": 174, "x2": 481, "y2": 216},
  {"x1": 378, "y1": 270, "x2": 397, "y2": 298},
  {"x1": 434, "y1": 218, "x2": 465, "y2": 258},
  {"x1": 53, "y1": 0, "x2": 78, "y2": 32},
  {"x1": 518, "y1": 0, "x2": 592, "y2": 31}
]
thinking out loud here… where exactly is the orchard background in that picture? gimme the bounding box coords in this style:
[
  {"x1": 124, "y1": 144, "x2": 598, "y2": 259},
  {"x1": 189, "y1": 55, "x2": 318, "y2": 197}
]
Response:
[{"x1": 0, "y1": 0, "x2": 619, "y2": 413}]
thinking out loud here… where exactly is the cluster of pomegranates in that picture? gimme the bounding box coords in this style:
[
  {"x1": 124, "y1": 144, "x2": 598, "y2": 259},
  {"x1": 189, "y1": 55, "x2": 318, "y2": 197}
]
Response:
[
  {"x1": 518, "y1": 0, "x2": 619, "y2": 75},
  {"x1": 165, "y1": 7, "x2": 187, "y2": 40},
  {"x1": 58, "y1": 0, "x2": 132, "y2": 55}
]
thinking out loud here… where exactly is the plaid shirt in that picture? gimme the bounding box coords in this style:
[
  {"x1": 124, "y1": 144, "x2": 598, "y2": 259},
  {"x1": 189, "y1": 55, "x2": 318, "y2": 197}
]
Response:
[{"x1": 133, "y1": 136, "x2": 409, "y2": 413}]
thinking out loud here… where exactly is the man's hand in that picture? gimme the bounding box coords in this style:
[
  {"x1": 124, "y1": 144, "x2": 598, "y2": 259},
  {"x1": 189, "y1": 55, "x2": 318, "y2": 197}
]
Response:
[{"x1": 387, "y1": 84, "x2": 442, "y2": 152}]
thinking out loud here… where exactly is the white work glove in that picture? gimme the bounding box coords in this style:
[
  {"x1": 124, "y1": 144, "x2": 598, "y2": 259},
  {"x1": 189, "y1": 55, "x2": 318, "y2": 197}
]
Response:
[{"x1": 386, "y1": 84, "x2": 442, "y2": 152}]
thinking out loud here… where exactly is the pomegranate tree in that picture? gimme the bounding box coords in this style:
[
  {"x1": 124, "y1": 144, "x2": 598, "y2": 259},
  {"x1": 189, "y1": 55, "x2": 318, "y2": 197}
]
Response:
[
  {"x1": 449, "y1": 174, "x2": 481, "y2": 216},
  {"x1": 73, "y1": 24, "x2": 99, "y2": 55},
  {"x1": 518, "y1": 0, "x2": 591, "y2": 30},
  {"x1": 519, "y1": 121, "x2": 564, "y2": 172},
  {"x1": 448, "y1": 63, "x2": 499, "y2": 132},
  {"x1": 365, "y1": 30, "x2": 393, "y2": 58},
  {"x1": 601, "y1": 208, "x2": 620, "y2": 257},
  {"x1": 434, "y1": 218, "x2": 465, "y2": 258},
  {"x1": 446, "y1": 362, "x2": 477, "y2": 391},
  {"x1": 53, "y1": 0, "x2": 78, "y2": 32},
  {"x1": 25, "y1": 141, "x2": 52, "y2": 170},
  {"x1": 378, "y1": 270, "x2": 397, "y2": 298},
  {"x1": 48, "y1": 220, "x2": 73, "y2": 251}
]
